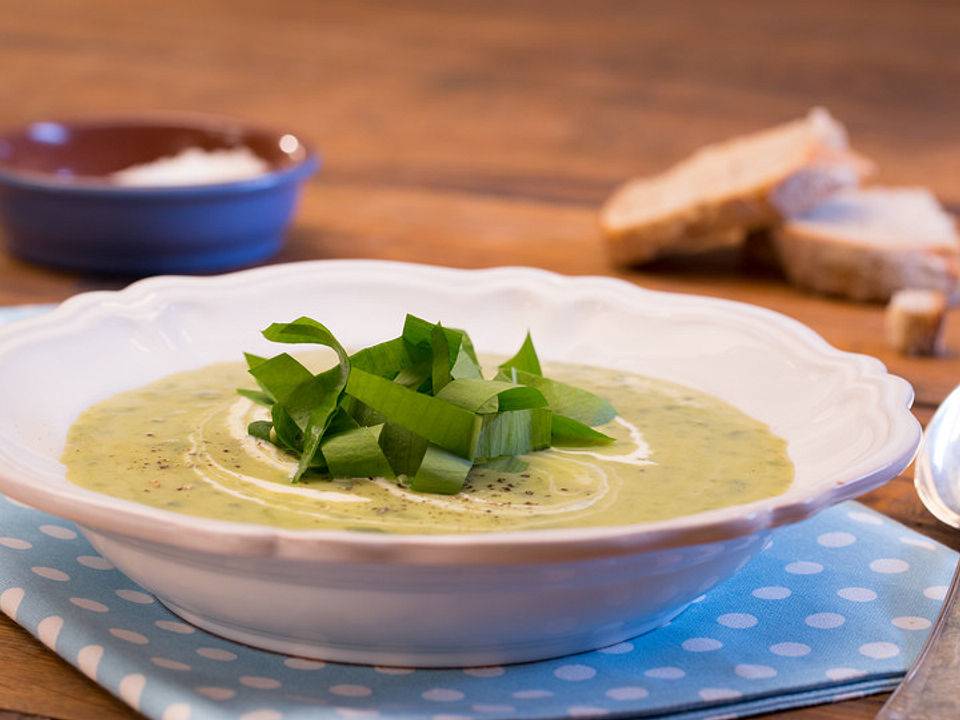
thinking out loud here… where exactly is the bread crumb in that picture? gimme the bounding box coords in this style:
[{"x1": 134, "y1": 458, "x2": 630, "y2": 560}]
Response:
[{"x1": 885, "y1": 289, "x2": 948, "y2": 356}]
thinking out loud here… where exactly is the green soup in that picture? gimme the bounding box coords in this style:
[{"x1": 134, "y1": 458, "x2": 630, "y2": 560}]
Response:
[{"x1": 62, "y1": 359, "x2": 793, "y2": 533}]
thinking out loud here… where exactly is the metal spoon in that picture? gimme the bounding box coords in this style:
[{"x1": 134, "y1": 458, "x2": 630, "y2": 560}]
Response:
[{"x1": 876, "y1": 384, "x2": 960, "y2": 719}]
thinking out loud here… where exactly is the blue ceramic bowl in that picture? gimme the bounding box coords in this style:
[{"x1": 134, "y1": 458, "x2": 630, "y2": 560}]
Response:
[{"x1": 0, "y1": 116, "x2": 319, "y2": 274}]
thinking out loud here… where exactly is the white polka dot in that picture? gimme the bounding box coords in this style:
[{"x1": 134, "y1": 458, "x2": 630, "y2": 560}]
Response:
[
  {"x1": 423, "y1": 688, "x2": 465, "y2": 702},
  {"x1": 785, "y1": 561, "x2": 823, "y2": 575},
  {"x1": 682, "y1": 637, "x2": 723, "y2": 652},
  {"x1": 818, "y1": 531, "x2": 857, "y2": 547},
  {"x1": 826, "y1": 667, "x2": 867, "y2": 681},
  {"x1": 606, "y1": 686, "x2": 649, "y2": 700},
  {"x1": 335, "y1": 710, "x2": 379, "y2": 719},
  {"x1": 806, "y1": 612, "x2": 846, "y2": 629},
  {"x1": 373, "y1": 666, "x2": 414, "y2": 675},
  {"x1": 924, "y1": 585, "x2": 948, "y2": 601},
  {"x1": 152, "y1": 657, "x2": 192, "y2": 671},
  {"x1": 77, "y1": 555, "x2": 114, "y2": 570},
  {"x1": 870, "y1": 558, "x2": 910, "y2": 574},
  {"x1": 0, "y1": 536, "x2": 32, "y2": 550},
  {"x1": 598, "y1": 641, "x2": 633, "y2": 654},
  {"x1": 196, "y1": 647, "x2": 237, "y2": 661},
  {"x1": 37, "y1": 615, "x2": 63, "y2": 648},
  {"x1": 847, "y1": 510, "x2": 883, "y2": 525},
  {"x1": 116, "y1": 589, "x2": 153, "y2": 604},
  {"x1": 554, "y1": 664, "x2": 597, "y2": 681},
  {"x1": 644, "y1": 666, "x2": 685, "y2": 680},
  {"x1": 330, "y1": 684, "x2": 372, "y2": 697},
  {"x1": 900, "y1": 536, "x2": 936, "y2": 550},
  {"x1": 472, "y1": 704, "x2": 515, "y2": 714},
  {"x1": 770, "y1": 642, "x2": 811, "y2": 657},
  {"x1": 698, "y1": 688, "x2": 742, "y2": 701},
  {"x1": 156, "y1": 620, "x2": 194, "y2": 634},
  {"x1": 513, "y1": 689, "x2": 553, "y2": 699},
  {"x1": 463, "y1": 666, "x2": 504, "y2": 677},
  {"x1": 735, "y1": 664, "x2": 777, "y2": 679},
  {"x1": 119, "y1": 674, "x2": 146, "y2": 710},
  {"x1": 567, "y1": 707, "x2": 608, "y2": 717},
  {"x1": 77, "y1": 645, "x2": 104, "y2": 679},
  {"x1": 284, "y1": 658, "x2": 326, "y2": 670},
  {"x1": 0, "y1": 587, "x2": 25, "y2": 619},
  {"x1": 110, "y1": 628, "x2": 149, "y2": 645},
  {"x1": 240, "y1": 676, "x2": 281, "y2": 689},
  {"x1": 860, "y1": 642, "x2": 900, "y2": 659},
  {"x1": 39, "y1": 524, "x2": 77, "y2": 540},
  {"x1": 162, "y1": 703, "x2": 191, "y2": 720},
  {"x1": 837, "y1": 587, "x2": 877, "y2": 602},
  {"x1": 32, "y1": 566, "x2": 70, "y2": 582},
  {"x1": 752, "y1": 586, "x2": 791, "y2": 600},
  {"x1": 717, "y1": 613, "x2": 758, "y2": 629},
  {"x1": 432, "y1": 715, "x2": 471, "y2": 720},
  {"x1": 70, "y1": 597, "x2": 109, "y2": 613},
  {"x1": 892, "y1": 616, "x2": 932, "y2": 630},
  {"x1": 240, "y1": 711, "x2": 283, "y2": 720},
  {"x1": 195, "y1": 686, "x2": 236, "y2": 700}
]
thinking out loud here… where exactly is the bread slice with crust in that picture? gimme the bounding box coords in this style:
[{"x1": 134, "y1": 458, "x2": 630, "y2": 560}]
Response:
[
  {"x1": 774, "y1": 187, "x2": 960, "y2": 303},
  {"x1": 601, "y1": 108, "x2": 871, "y2": 266}
]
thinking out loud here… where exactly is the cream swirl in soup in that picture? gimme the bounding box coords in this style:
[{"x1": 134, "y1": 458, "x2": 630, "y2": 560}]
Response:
[{"x1": 62, "y1": 359, "x2": 792, "y2": 533}]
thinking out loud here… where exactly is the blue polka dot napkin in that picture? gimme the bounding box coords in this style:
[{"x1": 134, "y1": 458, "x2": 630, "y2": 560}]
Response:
[
  {"x1": 1, "y1": 305, "x2": 957, "y2": 720},
  {"x1": 1, "y1": 495, "x2": 955, "y2": 720}
]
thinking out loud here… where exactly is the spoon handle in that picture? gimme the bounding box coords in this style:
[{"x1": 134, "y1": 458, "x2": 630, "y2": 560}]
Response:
[{"x1": 876, "y1": 559, "x2": 960, "y2": 719}]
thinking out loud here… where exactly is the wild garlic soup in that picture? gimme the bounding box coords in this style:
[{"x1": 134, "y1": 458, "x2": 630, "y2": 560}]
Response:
[{"x1": 62, "y1": 359, "x2": 793, "y2": 533}]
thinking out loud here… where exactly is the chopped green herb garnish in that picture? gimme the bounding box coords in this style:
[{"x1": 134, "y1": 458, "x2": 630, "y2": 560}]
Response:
[{"x1": 239, "y1": 315, "x2": 616, "y2": 494}]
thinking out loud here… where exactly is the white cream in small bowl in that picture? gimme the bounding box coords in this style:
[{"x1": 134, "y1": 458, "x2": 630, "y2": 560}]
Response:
[
  {"x1": 0, "y1": 261, "x2": 920, "y2": 666},
  {"x1": 110, "y1": 146, "x2": 270, "y2": 186}
]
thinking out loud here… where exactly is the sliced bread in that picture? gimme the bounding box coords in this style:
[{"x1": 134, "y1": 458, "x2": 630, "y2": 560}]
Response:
[
  {"x1": 601, "y1": 108, "x2": 871, "y2": 266},
  {"x1": 774, "y1": 187, "x2": 960, "y2": 303}
]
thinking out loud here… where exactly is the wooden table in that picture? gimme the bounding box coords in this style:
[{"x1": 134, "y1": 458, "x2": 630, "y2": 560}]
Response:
[{"x1": 1, "y1": 1, "x2": 958, "y2": 718}]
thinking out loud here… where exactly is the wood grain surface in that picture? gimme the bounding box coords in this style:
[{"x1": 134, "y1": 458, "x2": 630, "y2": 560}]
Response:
[{"x1": 1, "y1": 1, "x2": 958, "y2": 718}]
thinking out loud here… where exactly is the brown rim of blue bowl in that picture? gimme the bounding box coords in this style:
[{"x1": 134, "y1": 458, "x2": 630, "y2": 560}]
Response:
[{"x1": 0, "y1": 114, "x2": 319, "y2": 193}]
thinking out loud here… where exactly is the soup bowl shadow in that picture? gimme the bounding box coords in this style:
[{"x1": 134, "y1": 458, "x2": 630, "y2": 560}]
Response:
[{"x1": 0, "y1": 260, "x2": 920, "y2": 666}]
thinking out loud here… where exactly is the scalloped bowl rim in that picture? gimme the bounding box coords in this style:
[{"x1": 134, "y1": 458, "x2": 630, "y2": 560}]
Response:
[{"x1": 0, "y1": 260, "x2": 921, "y2": 564}]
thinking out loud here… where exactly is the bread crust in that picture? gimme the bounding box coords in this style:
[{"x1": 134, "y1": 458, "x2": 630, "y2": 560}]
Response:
[
  {"x1": 603, "y1": 183, "x2": 782, "y2": 265},
  {"x1": 774, "y1": 226, "x2": 960, "y2": 302},
  {"x1": 773, "y1": 188, "x2": 960, "y2": 303}
]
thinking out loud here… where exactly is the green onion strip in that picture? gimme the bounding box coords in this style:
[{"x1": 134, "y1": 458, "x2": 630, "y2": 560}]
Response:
[{"x1": 239, "y1": 314, "x2": 616, "y2": 494}]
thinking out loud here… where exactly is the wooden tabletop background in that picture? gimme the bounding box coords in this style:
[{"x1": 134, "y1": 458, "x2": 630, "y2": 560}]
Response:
[{"x1": 1, "y1": 1, "x2": 959, "y2": 718}]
